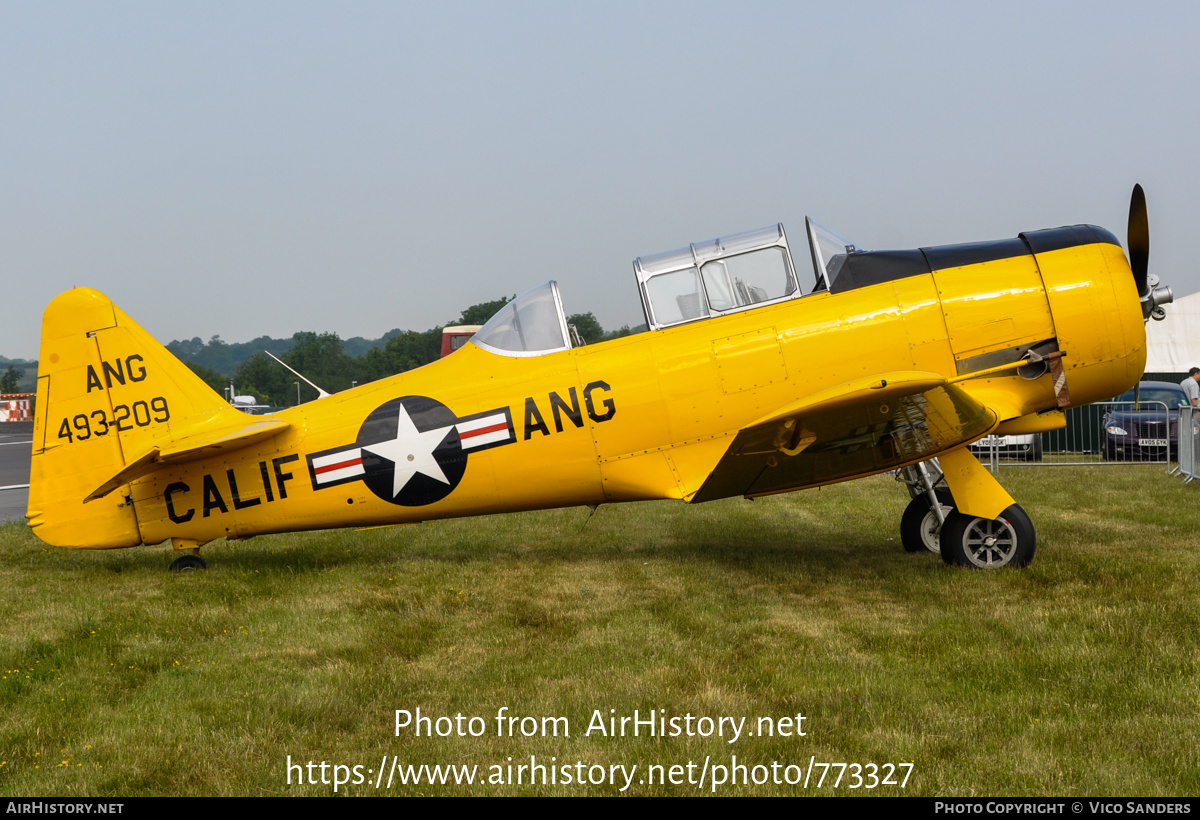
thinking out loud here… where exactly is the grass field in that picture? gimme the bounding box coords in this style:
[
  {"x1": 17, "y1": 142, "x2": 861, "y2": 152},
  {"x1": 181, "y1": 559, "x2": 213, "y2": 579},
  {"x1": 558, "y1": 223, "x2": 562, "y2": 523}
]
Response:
[{"x1": 1, "y1": 465, "x2": 1198, "y2": 796}]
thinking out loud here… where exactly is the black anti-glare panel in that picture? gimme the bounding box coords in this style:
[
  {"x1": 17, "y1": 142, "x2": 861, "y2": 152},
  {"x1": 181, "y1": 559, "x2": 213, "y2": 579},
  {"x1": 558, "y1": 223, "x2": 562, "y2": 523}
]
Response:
[
  {"x1": 1020, "y1": 224, "x2": 1121, "y2": 255},
  {"x1": 829, "y1": 249, "x2": 931, "y2": 294},
  {"x1": 828, "y1": 224, "x2": 1120, "y2": 295},
  {"x1": 920, "y1": 237, "x2": 1029, "y2": 270}
]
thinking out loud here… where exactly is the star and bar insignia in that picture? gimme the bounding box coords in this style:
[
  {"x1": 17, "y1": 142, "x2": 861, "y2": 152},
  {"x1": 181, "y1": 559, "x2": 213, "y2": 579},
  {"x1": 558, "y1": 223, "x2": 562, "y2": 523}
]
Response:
[{"x1": 306, "y1": 395, "x2": 515, "y2": 506}]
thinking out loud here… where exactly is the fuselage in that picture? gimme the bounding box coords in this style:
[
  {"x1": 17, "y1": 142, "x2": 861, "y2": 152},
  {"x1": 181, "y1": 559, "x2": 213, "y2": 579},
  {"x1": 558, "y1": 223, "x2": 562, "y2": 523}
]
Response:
[{"x1": 124, "y1": 226, "x2": 1144, "y2": 547}]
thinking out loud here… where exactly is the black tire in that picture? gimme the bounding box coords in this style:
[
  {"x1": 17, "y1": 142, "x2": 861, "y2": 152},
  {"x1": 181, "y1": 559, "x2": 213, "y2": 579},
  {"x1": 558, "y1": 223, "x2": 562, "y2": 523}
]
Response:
[
  {"x1": 900, "y1": 489, "x2": 954, "y2": 554},
  {"x1": 1028, "y1": 438, "x2": 1043, "y2": 462},
  {"x1": 939, "y1": 504, "x2": 1036, "y2": 568},
  {"x1": 169, "y1": 554, "x2": 207, "y2": 572}
]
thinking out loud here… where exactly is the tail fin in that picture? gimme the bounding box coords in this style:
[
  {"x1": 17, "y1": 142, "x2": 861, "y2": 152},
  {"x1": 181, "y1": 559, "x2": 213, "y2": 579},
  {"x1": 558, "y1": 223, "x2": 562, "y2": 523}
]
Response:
[{"x1": 28, "y1": 288, "x2": 262, "y2": 548}]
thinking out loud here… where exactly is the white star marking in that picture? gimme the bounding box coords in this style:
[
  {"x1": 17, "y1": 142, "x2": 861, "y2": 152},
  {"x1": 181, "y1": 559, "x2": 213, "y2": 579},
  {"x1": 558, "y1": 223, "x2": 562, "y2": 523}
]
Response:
[{"x1": 361, "y1": 405, "x2": 456, "y2": 499}]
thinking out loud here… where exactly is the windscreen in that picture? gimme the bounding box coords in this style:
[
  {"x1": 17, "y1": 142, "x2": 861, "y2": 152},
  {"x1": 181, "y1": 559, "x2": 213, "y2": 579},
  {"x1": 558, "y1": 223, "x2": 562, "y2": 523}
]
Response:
[{"x1": 806, "y1": 218, "x2": 862, "y2": 291}]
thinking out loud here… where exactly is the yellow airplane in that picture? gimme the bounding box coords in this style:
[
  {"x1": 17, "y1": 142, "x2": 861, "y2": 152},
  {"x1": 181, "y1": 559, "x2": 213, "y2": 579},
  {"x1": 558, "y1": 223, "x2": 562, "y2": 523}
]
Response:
[{"x1": 26, "y1": 187, "x2": 1171, "y2": 570}]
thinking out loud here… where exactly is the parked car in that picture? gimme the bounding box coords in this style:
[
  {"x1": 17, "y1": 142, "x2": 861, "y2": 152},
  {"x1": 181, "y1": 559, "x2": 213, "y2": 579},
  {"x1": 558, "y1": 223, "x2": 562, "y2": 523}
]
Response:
[
  {"x1": 1102, "y1": 381, "x2": 1188, "y2": 461},
  {"x1": 969, "y1": 433, "x2": 1043, "y2": 461}
]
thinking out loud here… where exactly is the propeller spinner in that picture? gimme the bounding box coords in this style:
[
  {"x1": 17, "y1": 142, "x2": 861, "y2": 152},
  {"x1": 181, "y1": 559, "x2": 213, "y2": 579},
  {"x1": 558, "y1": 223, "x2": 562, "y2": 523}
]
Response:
[{"x1": 1128, "y1": 184, "x2": 1172, "y2": 321}]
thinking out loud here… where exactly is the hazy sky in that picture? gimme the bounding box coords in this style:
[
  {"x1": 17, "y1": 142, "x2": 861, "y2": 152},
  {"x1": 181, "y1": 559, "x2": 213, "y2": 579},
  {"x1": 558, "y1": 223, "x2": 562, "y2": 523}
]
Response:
[{"x1": 2, "y1": 1, "x2": 1197, "y2": 359}]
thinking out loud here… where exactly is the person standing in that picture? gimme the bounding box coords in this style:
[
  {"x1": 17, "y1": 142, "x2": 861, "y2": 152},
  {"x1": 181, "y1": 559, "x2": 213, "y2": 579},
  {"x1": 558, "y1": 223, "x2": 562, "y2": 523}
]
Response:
[{"x1": 1182, "y1": 368, "x2": 1200, "y2": 407}]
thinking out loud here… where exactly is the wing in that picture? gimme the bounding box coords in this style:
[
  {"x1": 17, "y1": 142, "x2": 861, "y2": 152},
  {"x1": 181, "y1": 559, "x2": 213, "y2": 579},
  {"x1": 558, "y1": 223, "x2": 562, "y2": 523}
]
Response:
[{"x1": 689, "y1": 371, "x2": 996, "y2": 503}]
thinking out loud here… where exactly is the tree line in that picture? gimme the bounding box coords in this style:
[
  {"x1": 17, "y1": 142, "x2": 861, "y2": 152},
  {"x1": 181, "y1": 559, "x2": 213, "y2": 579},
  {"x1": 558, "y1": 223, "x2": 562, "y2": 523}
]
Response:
[{"x1": 1, "y1": 365, "x2": 25, "y2": 394}]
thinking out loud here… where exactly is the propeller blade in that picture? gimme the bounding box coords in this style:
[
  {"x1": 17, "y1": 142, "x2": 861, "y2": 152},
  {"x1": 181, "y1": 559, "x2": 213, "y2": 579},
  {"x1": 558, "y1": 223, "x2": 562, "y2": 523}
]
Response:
[{"x1": 1128, "y1": 183, "x2": 1149, "y2": 297}]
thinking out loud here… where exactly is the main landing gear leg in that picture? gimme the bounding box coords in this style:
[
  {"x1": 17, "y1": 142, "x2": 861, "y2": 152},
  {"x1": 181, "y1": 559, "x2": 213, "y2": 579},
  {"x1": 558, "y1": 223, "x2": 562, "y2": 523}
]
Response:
[
  {"x1": 168, "y1": 538, "x2": 208, "y2": 572},
  {"x1": 897, "y1": 460, "x2": 954, "y2": 553},
  {"x1": 935, "y1": 447, "x2": 1036, "y2": 568}
]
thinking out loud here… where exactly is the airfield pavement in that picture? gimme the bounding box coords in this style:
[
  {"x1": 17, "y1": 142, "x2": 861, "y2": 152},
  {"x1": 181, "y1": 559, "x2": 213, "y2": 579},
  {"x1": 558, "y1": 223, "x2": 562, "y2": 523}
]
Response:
[{"x1": 0, "y1": 421, "x2": 32, "y2": 523}]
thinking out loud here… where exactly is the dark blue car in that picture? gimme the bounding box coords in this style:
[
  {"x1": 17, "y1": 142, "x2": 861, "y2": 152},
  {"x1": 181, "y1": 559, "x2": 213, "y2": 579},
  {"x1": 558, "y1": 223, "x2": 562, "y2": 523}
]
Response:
[{"x1": 1103, "y1": 381, "x2": 1189, "y2": 461}]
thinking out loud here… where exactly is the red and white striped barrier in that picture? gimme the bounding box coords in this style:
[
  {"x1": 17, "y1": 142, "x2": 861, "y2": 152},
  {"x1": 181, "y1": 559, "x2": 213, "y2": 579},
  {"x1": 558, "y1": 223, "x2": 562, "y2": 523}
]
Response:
[{"x1": 0, "y1": 394, "x2": 34, "y2": 422}]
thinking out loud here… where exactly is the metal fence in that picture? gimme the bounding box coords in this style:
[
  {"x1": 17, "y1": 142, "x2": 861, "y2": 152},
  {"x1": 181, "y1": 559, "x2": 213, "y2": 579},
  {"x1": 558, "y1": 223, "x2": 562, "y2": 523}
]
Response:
[
  {"x1": 1176, "y1": 406, "x2": 1200, "y2": 484},
  {"x1": 975, "y1": 400, "x2": 1175, "y2": 472}
]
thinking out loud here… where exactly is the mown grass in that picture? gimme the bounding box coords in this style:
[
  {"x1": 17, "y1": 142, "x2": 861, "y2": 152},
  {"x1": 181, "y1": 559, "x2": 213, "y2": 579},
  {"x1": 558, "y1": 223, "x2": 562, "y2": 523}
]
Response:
[{"x1": 0, "y1": 466, "x2": 1197, "y2": 796}]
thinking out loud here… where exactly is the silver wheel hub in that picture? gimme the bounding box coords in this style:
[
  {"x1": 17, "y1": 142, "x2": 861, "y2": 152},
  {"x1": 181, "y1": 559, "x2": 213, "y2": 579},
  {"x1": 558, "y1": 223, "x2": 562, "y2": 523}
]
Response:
[
  {"x1": 963, "y1": 517, "x2": 1017, "y2": 568},
  {"x1": 920, "y1": 505, "x2": 953, "y2": 553}
]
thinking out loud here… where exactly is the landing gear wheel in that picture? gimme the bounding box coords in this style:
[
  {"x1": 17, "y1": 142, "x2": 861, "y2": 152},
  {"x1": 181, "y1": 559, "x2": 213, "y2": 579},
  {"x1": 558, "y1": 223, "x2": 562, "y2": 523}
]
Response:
[
  {"x1": 169, "y1": 554, "x2": 207, "y2": 572},
  {"x1": 939, "y1": 504, "x2": 1036, "y2": 568},
  {"x1": 900, "y1": 489, "x2": 954, "y2": 553}
]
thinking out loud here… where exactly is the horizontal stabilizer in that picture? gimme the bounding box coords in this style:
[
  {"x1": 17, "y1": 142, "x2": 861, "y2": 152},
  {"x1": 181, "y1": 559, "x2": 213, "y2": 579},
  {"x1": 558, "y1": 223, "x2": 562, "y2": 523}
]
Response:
[
  {"x1": 85, "y1": 417, "x2": 289, "y2": 502},
  {"x1": 690, "y1": 371, "x2": 996, "y2": 503}
]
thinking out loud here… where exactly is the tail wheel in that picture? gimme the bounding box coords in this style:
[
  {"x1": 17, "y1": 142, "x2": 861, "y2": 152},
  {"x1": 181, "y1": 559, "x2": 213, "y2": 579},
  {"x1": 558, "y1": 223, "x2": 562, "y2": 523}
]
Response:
[
  {"x1": 900, "y1": 489, "x2": 954, "y2": 553},
  {"x1": 939, "y1": 504, "x2": 1036, "y2": 568},
  {"x1": 169, "y1": 554, "x2": 207, "y2": 572}
]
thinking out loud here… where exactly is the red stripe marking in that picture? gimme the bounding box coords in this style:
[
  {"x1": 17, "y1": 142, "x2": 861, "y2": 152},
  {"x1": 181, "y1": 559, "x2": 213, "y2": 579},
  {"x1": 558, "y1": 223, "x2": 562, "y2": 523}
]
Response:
[
  {"x1": 460, "y1": 421, "x2": 508, "y2": 440},
  {"x1": 315, "y1": 456, "x2": 362, "y2": 476}
]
